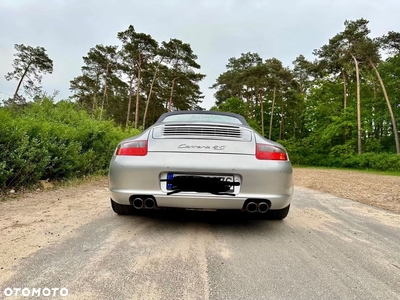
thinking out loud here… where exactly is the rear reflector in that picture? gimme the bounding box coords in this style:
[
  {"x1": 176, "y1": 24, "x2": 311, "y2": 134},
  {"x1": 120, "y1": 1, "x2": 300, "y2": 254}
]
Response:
[
  {"x1": 116, "y1": 140, "x2": 148, "y2": 156},
  {"x1": 256, "y1": 144, "x2": 288, "y2": 160}
]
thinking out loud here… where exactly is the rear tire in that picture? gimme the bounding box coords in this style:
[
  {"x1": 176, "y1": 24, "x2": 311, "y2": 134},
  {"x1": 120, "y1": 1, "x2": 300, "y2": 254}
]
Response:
[
  {"x1": 111, "y1": 199, "x2": 135, "y2": 215},
  {"x1": 266, "y1": 204, "x2": 290, "y2": 220}
]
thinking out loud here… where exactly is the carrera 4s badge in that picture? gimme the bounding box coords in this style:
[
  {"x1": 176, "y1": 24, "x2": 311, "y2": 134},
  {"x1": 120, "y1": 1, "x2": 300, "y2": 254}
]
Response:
[{"x1": 178, "y1": 144, "x2": 225, "y2": 151}]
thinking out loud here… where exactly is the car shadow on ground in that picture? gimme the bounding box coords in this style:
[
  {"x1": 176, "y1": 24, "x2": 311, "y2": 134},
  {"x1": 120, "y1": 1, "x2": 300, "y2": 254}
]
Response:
[{"x1": 116, "y1": 209, "x2": 286, "y2": 232}]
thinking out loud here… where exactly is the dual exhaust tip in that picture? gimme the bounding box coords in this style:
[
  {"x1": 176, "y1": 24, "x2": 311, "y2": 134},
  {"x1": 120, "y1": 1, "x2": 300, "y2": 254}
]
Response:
[
  {"x1": 132, "y1": 197, "x2": 156, "y2": 209},
  {"x1": 245, "y1": 201, "x2": 270, "y2": 213}
]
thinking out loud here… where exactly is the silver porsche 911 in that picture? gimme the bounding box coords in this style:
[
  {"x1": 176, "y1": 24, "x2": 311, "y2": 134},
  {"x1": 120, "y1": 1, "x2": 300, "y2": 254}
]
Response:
[{"x1": 108, "y1": 111, "x2": 293, "y2": 219}]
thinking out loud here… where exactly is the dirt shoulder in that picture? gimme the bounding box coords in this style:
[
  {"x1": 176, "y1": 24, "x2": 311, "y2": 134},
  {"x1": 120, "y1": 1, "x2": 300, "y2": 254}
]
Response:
[
  {"x1": 293, "y1": 167, "x2": 400, "y2": 214},
  {"x1": 0, "y1": 178, "x2": 111, "y2": 283}
]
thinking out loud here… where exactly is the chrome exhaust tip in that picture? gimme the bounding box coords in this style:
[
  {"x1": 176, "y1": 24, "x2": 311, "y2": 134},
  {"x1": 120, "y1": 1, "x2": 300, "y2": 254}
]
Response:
[
  {"x1": 132, "y1": 198, "x2": 144, "y2": 209},
  {"x1": 257, "y1": 202, "x2": 270, "y2": 213},
  {"x1": 246, "y1": 202, "x2": 258, "y2": 213},
  {"x1": 144, "y1": 198, "x2": 156, "y2": 209}
]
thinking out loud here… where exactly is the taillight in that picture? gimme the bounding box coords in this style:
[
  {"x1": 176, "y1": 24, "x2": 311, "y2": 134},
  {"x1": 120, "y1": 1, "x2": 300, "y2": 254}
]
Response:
[
  {"x1": 116, "y1": 140, "x2": 148, "y2": 156},
  {"x1": 256, "y1": 143, "x2": 288, "y2": 160}
]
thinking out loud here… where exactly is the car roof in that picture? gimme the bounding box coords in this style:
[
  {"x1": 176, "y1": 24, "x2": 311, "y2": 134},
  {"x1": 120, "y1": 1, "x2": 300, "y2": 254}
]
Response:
[{"x1": 155, "y1": 110, "x2": 249, "y2": 126}]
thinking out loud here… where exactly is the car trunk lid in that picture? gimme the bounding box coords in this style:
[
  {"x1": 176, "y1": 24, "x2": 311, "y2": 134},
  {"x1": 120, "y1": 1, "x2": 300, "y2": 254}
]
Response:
[{"x1": 148, "y1": 123, "x2": 255, "y2": 155}]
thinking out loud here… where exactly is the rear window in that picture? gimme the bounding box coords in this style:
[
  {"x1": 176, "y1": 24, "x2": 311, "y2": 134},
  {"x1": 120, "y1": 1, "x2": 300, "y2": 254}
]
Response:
[{"x1": 162, "y1": 114, "x2": 243, "y2": 124}]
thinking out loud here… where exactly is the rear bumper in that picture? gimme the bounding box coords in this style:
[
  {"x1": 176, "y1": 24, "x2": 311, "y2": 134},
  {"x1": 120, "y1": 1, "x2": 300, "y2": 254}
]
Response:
[
  {"x1": 109, "y1": 152, "x2": 293, "y2": 210},
  {"x1": 109, "y1": 191, "x2": 292, "y2": 210}
]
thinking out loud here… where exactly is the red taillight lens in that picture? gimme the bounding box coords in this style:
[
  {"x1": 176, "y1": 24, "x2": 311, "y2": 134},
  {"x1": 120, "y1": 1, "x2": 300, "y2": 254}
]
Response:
[
  {"x1": 116, "y1": 140, "x2": 148, "y2": 156},
  {"x1": 256, "y1": 143, "x2": 288, "y2": 160}
]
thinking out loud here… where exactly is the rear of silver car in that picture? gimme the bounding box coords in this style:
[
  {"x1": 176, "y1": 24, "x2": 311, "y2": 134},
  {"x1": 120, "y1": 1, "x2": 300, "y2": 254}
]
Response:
[{"x1": 109, "y1": 122, "x2": 293, "y2": 218}]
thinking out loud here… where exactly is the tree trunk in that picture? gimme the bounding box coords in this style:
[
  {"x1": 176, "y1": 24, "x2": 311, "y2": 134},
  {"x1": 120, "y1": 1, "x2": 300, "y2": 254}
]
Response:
[
  {"x1": 126, "y1": 78, "x2": 133, "y2": 127},
  {"x1": 134, "y1": 54, "x2": 142, "y2": 129},
  {"x1": 260, "y1": 89, "x2": 264, "y2": 136},
  {"x1": 268, "y1": 86, "x2": 276, "y2": 140},
  {"x1": 342, "y1": 70, "x2": 347, "y2": 109},
  {"x1": 168, "y1": 78, "x2": 176, "y2": 112},
  {"x1": 351, "y1": 54, "x2": 362, "y2": 155},
  {"x1": 369, "y1": 59, "x2": 400, "y2": 154},
  {"x1": 279, "y1": 97, "x2": 284, "y2": 140},
  {"x1": 92, "y1": 95, "x2": 96, "y2": 117},
  {"x1": 100, "y1": 63, "x2": 109, "y2": 121},
  {"x1": 13, "y1": 63, "x2": 32, "y2": 101},
  {"x1": 372, "y1": 82, "x2": 378, "y2": 139},
  {"x1": 92, "y1": 74, "x2": 100, "y2": 116},
  {"x1": 143, "y1": 65, "x2": 160, "y2": 129}
]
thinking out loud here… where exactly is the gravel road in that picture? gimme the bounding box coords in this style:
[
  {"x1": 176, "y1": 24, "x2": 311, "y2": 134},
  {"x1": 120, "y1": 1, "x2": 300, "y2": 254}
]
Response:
[{"x1": 1, "y1": 171, "x2": 400, "y2": 300}]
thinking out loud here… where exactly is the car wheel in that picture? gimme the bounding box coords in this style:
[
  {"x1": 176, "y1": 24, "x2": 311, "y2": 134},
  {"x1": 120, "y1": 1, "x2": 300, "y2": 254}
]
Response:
[
  {"x1": 265, "y1": 204, "x2": 290, "y2": 220},
  {"x1": 111, "y1": 198, "x2": 135, "y2": 215}
]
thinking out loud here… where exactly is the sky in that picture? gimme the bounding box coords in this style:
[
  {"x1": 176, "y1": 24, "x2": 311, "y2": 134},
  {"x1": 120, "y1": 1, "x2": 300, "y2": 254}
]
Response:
[{"x1": 0, "y1": 0, "x2": 399, "y2": 109}]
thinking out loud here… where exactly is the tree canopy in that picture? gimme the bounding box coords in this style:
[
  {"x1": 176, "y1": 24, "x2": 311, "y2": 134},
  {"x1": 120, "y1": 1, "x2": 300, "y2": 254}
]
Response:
[
  {"x1": 5, "y1": 44, "x2": 53, "y2": 102},
  {"x1": 211, "y1": 19, "x2": 400, "y2": 158},
  {"x1": 3, "y1": 19, "x2": 400, "y2": 170},
  {"x1": 70, "y1": 25, "x2": 205, "y2": 129}
]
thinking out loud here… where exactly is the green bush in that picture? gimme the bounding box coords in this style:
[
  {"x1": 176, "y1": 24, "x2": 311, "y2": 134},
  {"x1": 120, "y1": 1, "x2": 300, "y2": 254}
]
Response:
[
  {"x1": 279, "y1": 138, "x2": 400, "y2": 172},
  {"x1": 0, "y1": 98, "x2": 140, "y2": 189}
]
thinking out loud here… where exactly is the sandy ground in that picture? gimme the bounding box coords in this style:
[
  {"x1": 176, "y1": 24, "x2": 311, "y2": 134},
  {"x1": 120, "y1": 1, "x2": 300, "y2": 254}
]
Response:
[
  {"x1": 0, "y1": 178, "x2": 110, "y2": 283},
  {"x1": 293, "y1": 168, "x2": 400, "y2": 214},
  {"x1": 0, "y1": 168, "x2": 399, "y2": 284}
]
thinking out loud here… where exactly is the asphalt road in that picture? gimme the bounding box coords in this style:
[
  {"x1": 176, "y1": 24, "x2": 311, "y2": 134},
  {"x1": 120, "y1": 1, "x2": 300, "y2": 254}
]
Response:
[{"x1": 2, "y1": 186, "x2": 400, "y2": 300}]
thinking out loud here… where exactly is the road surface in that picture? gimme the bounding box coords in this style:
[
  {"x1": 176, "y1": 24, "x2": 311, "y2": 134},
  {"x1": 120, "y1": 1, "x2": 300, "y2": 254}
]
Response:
[{"x1": 1, "y1": 186, "x2": 400, "y2": 300}]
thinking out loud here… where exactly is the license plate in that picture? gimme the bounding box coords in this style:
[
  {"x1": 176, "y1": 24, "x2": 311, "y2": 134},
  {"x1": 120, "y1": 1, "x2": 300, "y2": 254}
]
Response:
[{"x1": 166, "y1": 173, "x2": 234, "y2": 191}]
